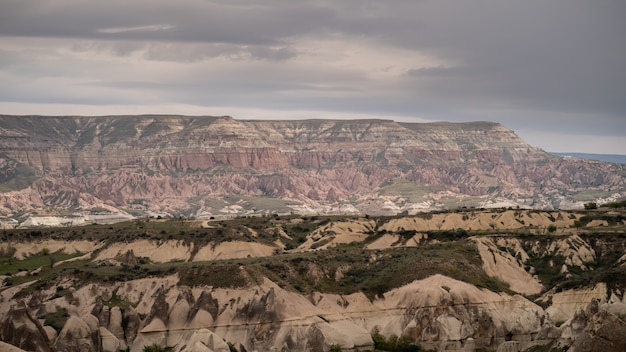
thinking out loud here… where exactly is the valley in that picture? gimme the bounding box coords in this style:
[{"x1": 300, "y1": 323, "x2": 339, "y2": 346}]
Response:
[
  {"x1": 1, "y1": 115, "x2": 625, "y2": 351},
  {"x1": 1, "y1": 205, "x2": 625, "y2": 351},
  {"x1": 0, "y1": 115, "x2": 624, "y2": 225}
]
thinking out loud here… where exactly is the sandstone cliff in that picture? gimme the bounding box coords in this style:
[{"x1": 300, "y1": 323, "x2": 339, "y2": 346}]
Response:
[{"x1": 0, "y1": 115, "x2": 624, "y2": 222}]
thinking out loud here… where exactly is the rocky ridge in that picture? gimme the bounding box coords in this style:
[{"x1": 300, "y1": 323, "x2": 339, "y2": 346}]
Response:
[
  {"x1": 0, "y1": 115, "x2": 624, "y2": 223},
  {"x1": 0, "y1": 208, "x2": 625, "y2": 351}
]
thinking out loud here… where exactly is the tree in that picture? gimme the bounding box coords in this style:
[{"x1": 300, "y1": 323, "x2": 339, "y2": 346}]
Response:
[{"x1": 40, "y1": 247, "x2": 54, "y2": 268}]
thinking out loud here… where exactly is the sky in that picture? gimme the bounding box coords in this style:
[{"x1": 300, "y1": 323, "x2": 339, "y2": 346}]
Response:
[{"x1": 1, "y1": 0, "x2": 625, "y2": 154}]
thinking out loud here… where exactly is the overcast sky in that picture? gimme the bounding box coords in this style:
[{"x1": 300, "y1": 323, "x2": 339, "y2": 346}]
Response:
[{"x1": 1, "y1": 0, "x2": 625, "y2": 153}]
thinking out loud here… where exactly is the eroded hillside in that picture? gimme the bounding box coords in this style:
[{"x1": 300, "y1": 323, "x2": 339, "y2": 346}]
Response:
[
  {"x1": 1, "y1": 206, "x2": 625, "y2": 352},
  {"x1": 0, "y1": 115, "x2": 624, "y2": 223}
]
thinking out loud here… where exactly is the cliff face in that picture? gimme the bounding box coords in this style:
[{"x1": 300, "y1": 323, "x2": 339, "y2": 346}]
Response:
[{"x1": 0, "y1": 115, "x2": 623, "y2": 219}]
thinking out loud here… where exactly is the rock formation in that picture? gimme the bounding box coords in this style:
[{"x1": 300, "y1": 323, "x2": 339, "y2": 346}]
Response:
[
  {"x1": 0, "y1": 302, "x2": 52, "y2": 352},
  {"x1": 1, "y1": 273, "x2": 624, "y2": 352},
  {"x1": 0, "y1": 210, "x2": 625, "y2": 351},
  {"x1": 0, "y1": 115, "x2": 623, "y2": 222}
]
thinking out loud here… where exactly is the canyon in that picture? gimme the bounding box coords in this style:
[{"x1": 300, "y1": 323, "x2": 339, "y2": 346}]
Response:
[
  {"x1": 0, "y1": 115, "x2": 624, "y2": 226},
  {"x1": 1, "y1": 115, "x2": 625, "y2": 352},
  {"x1": 0, "y1": 208, "x2": 625, "y2": 351}
]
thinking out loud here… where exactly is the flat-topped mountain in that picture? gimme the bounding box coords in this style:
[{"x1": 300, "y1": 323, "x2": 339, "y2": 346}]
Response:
[{"x1": 0, "y1": 115, "x2": 624, "y2": 223}]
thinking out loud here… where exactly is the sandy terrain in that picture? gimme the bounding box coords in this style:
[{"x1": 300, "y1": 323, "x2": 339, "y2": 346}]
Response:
[
  {"x1": 473, "y1": 237, "x2": 543, "y2": 295},
  {"x1": 5, "y1": 240, "x2": 103, "y2": 260},
  {"x1": 380, "y1": 210, "x2": 580, "y2": 233},
  {"x1": 93, "y1": 240, "x2": 193, "y2": 263},
  {"x1": 193, "y1": 241, "x2": 277, "y2": 261}
]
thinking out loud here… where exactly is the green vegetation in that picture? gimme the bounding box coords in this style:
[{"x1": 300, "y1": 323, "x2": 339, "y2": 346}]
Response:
[
  {"x1": 143, "y1": 344, "x2": 173, "y2": 352},
  {"x1": 601, "y1": 200, "x2": 626, "y2": 208},
  {"x1": 1, "y1": 206, "x2": 626, "y2": 352},
  {"x1": 1, "y1": 207, "x2": 624, "y2": 302},
  {"x1": 519, "y1": 232, "x2": 626, "y2": 293},
  {"x1": 178, "y1": 263, "x2": 252, "y2": 288},
  {"x1": 571, "y1": 190, "x2": 612, "y2": 201},
  {"x1": 583, "y1": 202, "x2": 598, "y2": 210},
  {"x1": 102, "y1": 289, "x2": 132, "y2": 309},
  {"x1": 245, "y1": 238, "x2": 510, "y2": 299},
  {"x1": 436, "y1": 196, "x2": 489, "y2": 209},
  {"x1": 379, "y1": 180, "x2": 442, "y2": 203},
  {"x1": 44, "y1": 308, "x2": 69, "y2": 333},
  {"x1": 372, "y1": 330, "x2": 424, "y2": 352},
  {"x1": 222, "y1": 195, "x2": 299, "y2": 213},
  {"x1": 227, "y1": 342, "x2": 239, "y2": 352},
  {"x1": 0, "y1": 248, "x2": 82, "y2": 277},
  {"x1": 329, "y1": 344, "x2": 343, "y2": 352}
]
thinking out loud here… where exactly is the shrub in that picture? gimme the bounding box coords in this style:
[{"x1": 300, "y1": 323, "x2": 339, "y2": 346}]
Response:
[
  {"x1": 143, "y1": 344, "x2": 173, "y2": 352},
  {"x1": 584, "y1": 202, "x2": 598, "y2": 210},
  {"x1": 44, "y1": 308, "x2": 70, "y2": 333},
  {"x1": 227, "y1": 342, "x2": 239, "y2": 352},
  {"x1": 330, "y1": 344, "x2": 343, "y2": 352},
  {"x1": 372, "y1": 330, "x2": 421, "y2": 352}
]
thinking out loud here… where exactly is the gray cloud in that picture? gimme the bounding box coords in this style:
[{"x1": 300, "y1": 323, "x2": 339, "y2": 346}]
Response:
[
  {"x1": 142, "y1": 43, "x2": 298, "y2": 62},
  {"x1": 0, "y1": 0, "x2": 624, "y2": 153},
  {"x1": 0, "y1": 0, "x2": 333, "y2": 44}
]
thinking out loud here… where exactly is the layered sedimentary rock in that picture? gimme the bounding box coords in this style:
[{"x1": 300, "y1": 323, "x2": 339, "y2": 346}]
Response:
[{"x1": 0, "y1": 115, "x2": 624, "y2": 219}]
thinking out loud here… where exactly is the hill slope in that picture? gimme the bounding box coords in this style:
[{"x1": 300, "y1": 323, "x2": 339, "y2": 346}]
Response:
[
  {"x1": 0, "y1": 208, "x2": 625, "y2": 352},
  {"x1": 0, "y1": 115, "x2": 624, "y2": 222}
]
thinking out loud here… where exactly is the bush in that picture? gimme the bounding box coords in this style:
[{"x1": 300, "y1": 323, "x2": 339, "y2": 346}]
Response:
[
  {"x1": 227, "y1": 342, "x2": 239, "y2": 352},
  {"x1": 584, "y1": 202, "x2": 598, "y2": 210},
  {"x1": 372, "y1": 330, "x2": 421, "y2": 352},
  {"x1": 330, "y1": 344, "x2": 343, "y2": 352},
  {"x1": 44, "y1": 308, "x2": 70, "y2": 333},
  {"x1": 143, "y1": 344, "x2": 173, "y2": 352}
]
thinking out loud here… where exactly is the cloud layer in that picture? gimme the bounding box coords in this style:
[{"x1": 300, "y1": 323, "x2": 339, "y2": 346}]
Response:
[{"x1": 1, "y1": 0, "x2": 625, "y2": 153}]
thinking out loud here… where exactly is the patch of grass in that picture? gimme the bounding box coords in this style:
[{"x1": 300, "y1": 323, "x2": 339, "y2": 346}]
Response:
[
  {"x1": 44, "y1": 307, "x2": 69, "y2": 333},
  {"x1": 571, "y1": 190, "x2": 612, "y2": 201},
  {"x1": 103, "y1": 288, "x2": 132, "y2": 309},
  {"x1": 237, "y1": 195, "x2": 299, "y2": 213},
  {"x1": 0, "y1": 250, "x2": 82, "y2": 276},
  {"x1": 246, "y1": 239, "x2": 509, "y2": 299},
  {"x1": 436, "y1": 196, "x2": 489, "y2": 209},
  {"x1": 378, "y1": 179, "x2": 441, "y2": 203},
  {"x1": 178, "y1": 263, "x2": 251, "y2": 288}
]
